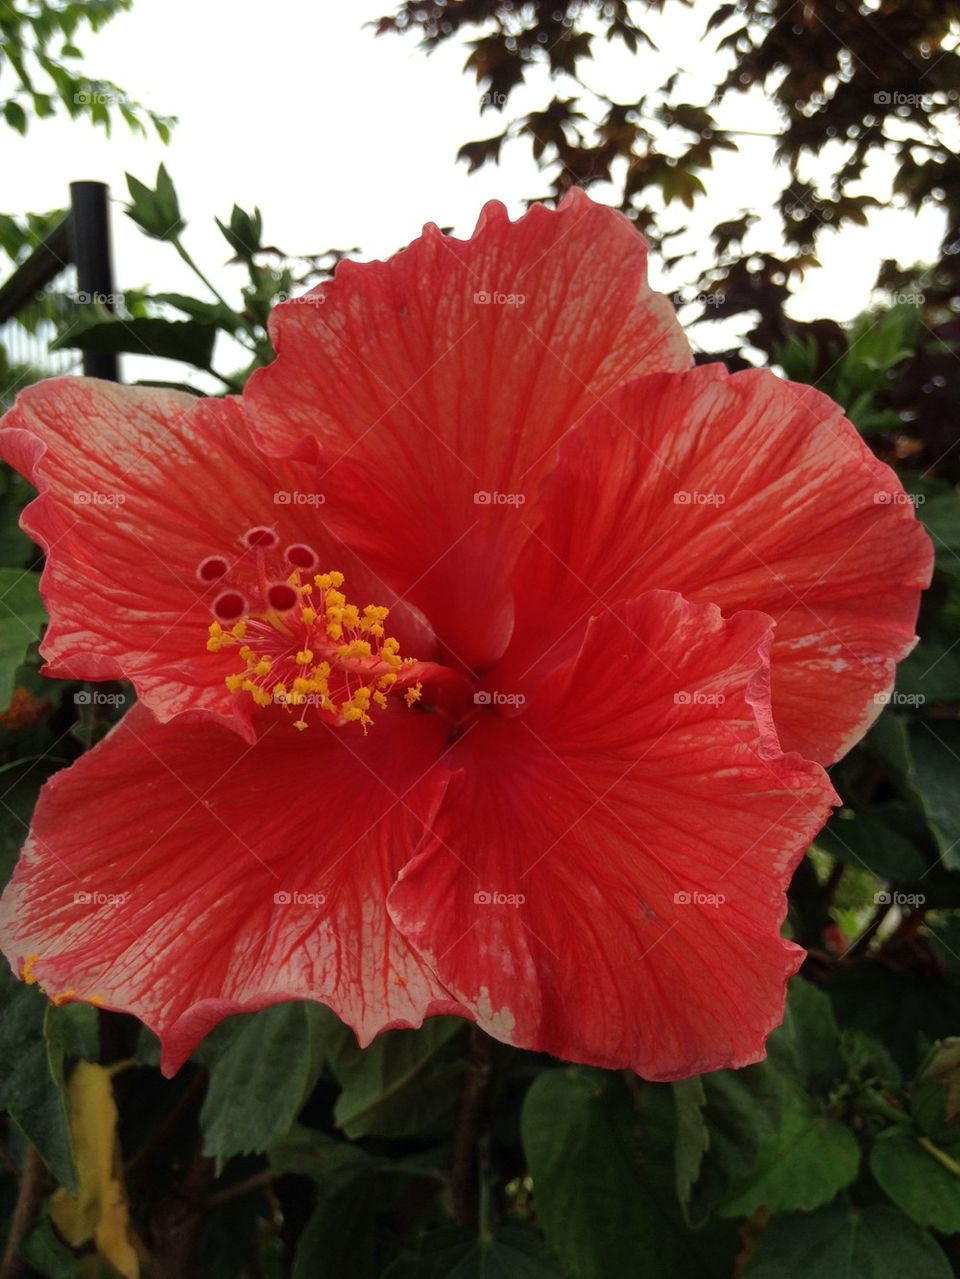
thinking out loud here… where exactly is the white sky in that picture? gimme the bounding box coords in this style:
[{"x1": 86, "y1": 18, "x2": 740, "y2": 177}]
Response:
[{"x1": 4, "y1": 0, "x2": 946, "y2": 384}]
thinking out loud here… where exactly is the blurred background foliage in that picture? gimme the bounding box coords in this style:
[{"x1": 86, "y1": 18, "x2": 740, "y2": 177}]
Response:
[{"x1": 2, "y1": 1, "x2": 960, "y2": 1276}]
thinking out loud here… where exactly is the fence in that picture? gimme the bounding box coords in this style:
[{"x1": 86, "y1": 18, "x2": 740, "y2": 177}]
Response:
[{"x1": 0, "y1": 181, "x2": 118, "y2": 409}]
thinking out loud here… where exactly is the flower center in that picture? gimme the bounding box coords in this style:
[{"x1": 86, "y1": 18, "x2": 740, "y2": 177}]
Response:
[{"x1": 200, "y1": 530, "x2": 421, "y2": 732}]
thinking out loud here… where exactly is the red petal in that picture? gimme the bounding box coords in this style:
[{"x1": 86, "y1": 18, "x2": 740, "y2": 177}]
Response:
[
  {"x1": 0, "y1": 703, "x2": 464, "y2": 1073},
  {"x1": 389, "y1": 591, "x2": 836, "y2": 1080},
  {"x1": 244, "y1": 190, "x2": 691, "y2": 670},
  {"x1": 499, "y1": 365, "x2": 932, "y2": 764},
  {"x1": 1, "y1": 378, "x2": 436, "y2": 739}
]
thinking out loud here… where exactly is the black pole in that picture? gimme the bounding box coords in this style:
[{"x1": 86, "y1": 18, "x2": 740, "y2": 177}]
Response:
[{"x1": 69, "y1": 181, "x2": 119, "y2": 382}]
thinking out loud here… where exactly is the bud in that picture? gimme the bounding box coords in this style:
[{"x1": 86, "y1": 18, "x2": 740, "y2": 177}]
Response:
[{"x1": 910, "y1": 1038, "x2": 960, "y2": 1144}]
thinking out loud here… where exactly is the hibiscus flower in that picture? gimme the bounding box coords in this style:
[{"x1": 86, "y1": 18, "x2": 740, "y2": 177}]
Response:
[{"x1": 0, "y1": 191, "x2": 931, "y2": 1080}]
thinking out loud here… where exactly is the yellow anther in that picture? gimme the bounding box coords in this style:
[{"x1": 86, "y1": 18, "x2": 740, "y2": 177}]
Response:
[
  {"x1": 216, "y1": 569, "x2": 422, "y2": 733},
  {"x1": 51, "y1": 989, "x2": 76, "y2": 1007},
  {"x1": 22, "y1": 953, "x2": 39, "y2": 985}
]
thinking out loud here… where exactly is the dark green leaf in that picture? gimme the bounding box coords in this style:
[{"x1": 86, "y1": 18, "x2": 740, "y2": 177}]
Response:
[
  {"x1": 815, "y1": 808, "x2": 929, "y2": 882},
  {"x1": 522, "y1": 1068, "x2": 736, "y2": 1279},
  {"x1": 0, "y1": 570, "x2": 45, "y2": 711},
  {"x1": 717, "y1": 1082, "x2": 860, "y2": 1216},
  {"x1": 870, "y1": 1131, "x2": 960, "y2": 1232},
  {"x1": 770, "y1": 977, "x2": 843, "y2": 1089},
  {"x1": 0, "y1": 962, "x2": 75, "y2": 1191},
  {"x1": 743, "y1": 1204, "x2": 951, "y2": 1278},
  {"x1": 199, "y1": 1002, "x2": 326, "y2": 1167},
  {"x1": 908, "y1": 722, "x2": 960, "y2": 868},
  {"x1": 331, "y1": 1017, "x2": 466, "y2": 1139},
  {"x1": 52, "y1": 316, "x2": 216, "y2": 368}
]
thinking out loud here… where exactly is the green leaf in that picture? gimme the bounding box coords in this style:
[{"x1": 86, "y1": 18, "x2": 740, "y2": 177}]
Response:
[
  {"x1": 291, "y1": 1182, "x2": 379, "y2": 1279},
  {"x1": 679, "y1": 1062, "x2": 783, "y2": 1227},
  {"x1": 770, "y1": 977, "x2": 843, "y2": 1089},
  {"x1": 331, "y1": 1017, "x2": 466, "y2": 1139},
  {"x1": 522, "y1": 1068, "x2": 736, "y2": 1279},
  {"x1": 673, "y1": 1076, "x2": 709, "y2": 1211},
  {"x1": 385, "y1": 1227, "x2": 564, "y2": 1278},
  {"x1": 870, "y1": 1131, "x2": 960, "y2": 1232},
  {"x1": 125, "y1": 164, "x2": 184, "y2": 240},
  {"x1": 199, "y1": 1002, "x2": 326, "y2": 1167},
  {"x1": 3, "y1": 100, "x2": 28, "y2": 134},
  {"x1": 52, "y1": 315, "x2": 216, "y2": 369},
  {"x1": 743, "y1": 1204, "x2": 951, "y2": 1278},
  {"x1": 815, "y1": 807, "x2": 929, "y2": 882},
  {"x1": 0, "y1": 570, "x2": 45, "y2": 711},
  {"x1": 19, "y1": 1205, "x2": 79, "y2": 1278},
  {"x1": 830, "y1": 962, "x2": 960, "y2": 1075},
  {"x1": 0, "y1": 962, "x2": 76, "y2": 1191},
  {"x1": 717, "y1": 1082, "x2": 860, "y2": 1216},
  {"x1": 268, "y1": 1121, "x2": 441, "y2": 1189},
  {"x1": 907, "y1": 721, "x2": 960, "y2": 868}
]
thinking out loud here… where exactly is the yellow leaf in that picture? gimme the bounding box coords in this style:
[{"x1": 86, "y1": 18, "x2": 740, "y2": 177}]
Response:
[{"x1": 50, "y1": 1061, "x2": 140, "y2": 1279}]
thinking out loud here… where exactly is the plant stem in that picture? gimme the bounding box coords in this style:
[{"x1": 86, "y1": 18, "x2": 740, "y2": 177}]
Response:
[
  {"x1": 0, "y1": 1145, "x2": 46, "y2": 1279},
  {"x1": 919, "y1": 1135, "x2": 960, "y2": 1177},
  {"x1": 451, "y1": 1026, "x2": 493, "y2": 1231}
]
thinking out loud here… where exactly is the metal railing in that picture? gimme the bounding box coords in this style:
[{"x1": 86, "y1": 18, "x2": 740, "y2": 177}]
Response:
[{"x1": 0, "y1": 181, "x2": 118, "y2": 408}]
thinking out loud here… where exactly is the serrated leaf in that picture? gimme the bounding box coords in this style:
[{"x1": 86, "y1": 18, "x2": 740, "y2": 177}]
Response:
[
  {"x1": 717, "y1": 1082, "x2": 860, "y2": 1216},
  {"x1": 673, "y1": 1076, "x2": 708, "y2": 1212},
  {"x1": 769, "y1": 977, "x2": 843, "y2": 1089},
  {"x1": 200, "y1": 1002, "x2": 327, "y2": 1167},
  {"x1": 522, "y1": 1068, "x2": 736, "y2": 1279}
]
